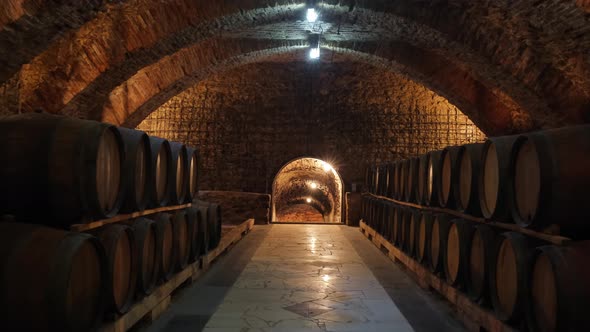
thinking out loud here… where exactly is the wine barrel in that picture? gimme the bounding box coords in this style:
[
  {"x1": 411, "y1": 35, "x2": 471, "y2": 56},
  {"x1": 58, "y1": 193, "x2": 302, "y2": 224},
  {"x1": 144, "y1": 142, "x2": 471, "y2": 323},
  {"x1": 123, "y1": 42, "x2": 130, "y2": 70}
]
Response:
[
  {"x1": 526, "y1": 242, "x2": 590, "y2": 332},
  {"x1": 128, "y1": 218, "x2": 158, "y2": 297},
  {"x1": 509, "y1": 126, "x2": 590, "y2": 233},
  {"x1": 148, "y1": 137, "x2": 173, "y2": 208},
  {"x1": 90, "y1": 224, "x2": 137, "y2": 315},
  {"x1": 170, "y1": 209, "x2": 192, "y2": 270},
  {"x1": 118, "y1": 128, "x2": 152, "y2": 213},
  {"x1": 169, "y1": 142, "x2": 189, "y2": 205},
  {"x1": 392, "y1": 205, "x2": 404, "y2": 247},
  {"x1": 385, "y1": 203, "x2": 396, "y2": 243},
  {"x1": 408, "y1": 209, "x2": 421, "y2": 257},
  {"x1": 400, "y1": 208, "x2": 412, "y2": 254},
  {"x1": 455, "y1": 143, "x2": 484, "y2": 215},
  {"x1": 185, "y1": 147, "x2": 200, "y2": 203},
  {"x1": 466, "y1": 224, "x2": 497, "y2": 304},
  {"x1": 479, "y1": 135, "x2": 519, "y2": 219},
  {"x1": 0, "y1": 222, "x2": 107, "y2": 332},
  {"x1": 417, "y1": 154, "x2": 429, "y2": 205},
  {"x1": 386, "y1": 163, "x2": 396, "y2": 199},
  {"x1": 393, "y1": 162, "x2": 402, "y2": 200},
  {"x1": 186, "y1": 207, "x2": 205, "y2": 261},
  {"x1": 490, "y1": 232, "x2": 539, "y2": 323},
  {"x1": 425, "y1": 150, "x2": 442, "y2": 207},
  {"x1": 438, "y1": 146, "x2": 461, "y2": 209},
  {"x1": 429, "y1": 214, "x2": 452, "y2": 274},
  {"x1": 444, "y1": 219, "x2": 474, "y2": 288},
  {"x1": 154, "y1": 214, "x2": 175, "y2": 282},
  {"x1": 416, "y1": 211, "x2": 434, "y2": 265},
  {"x1": 404, "y1": 158, "x2": 420, "y2": 203},
  {"x1": 194, "y1": 204, "x2": 210, "y2": 255},
  {"x1": 400, "y1": 160, "x2": 409, "y2": 202},
  {"x1": 0, "y1": 113, "x2": 124, "y2": 226}
]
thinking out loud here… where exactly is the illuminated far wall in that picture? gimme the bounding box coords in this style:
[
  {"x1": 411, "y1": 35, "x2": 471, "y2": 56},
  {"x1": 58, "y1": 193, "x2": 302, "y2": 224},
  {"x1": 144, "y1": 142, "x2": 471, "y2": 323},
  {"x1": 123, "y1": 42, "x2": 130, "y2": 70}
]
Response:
[
  {"x1": 272, "y1": 157, "x2": 344, "y2": 223},
  {"x1": 137, "y1": 58, "x2": 486, "y2": 193}
]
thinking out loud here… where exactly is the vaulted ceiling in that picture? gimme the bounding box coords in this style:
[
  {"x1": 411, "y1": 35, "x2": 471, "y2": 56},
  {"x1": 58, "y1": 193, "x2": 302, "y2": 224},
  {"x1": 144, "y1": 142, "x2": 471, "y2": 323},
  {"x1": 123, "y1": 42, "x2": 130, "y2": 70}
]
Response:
[{"x1": 2, "y1": 0, "x2": 590, "y2": 136}]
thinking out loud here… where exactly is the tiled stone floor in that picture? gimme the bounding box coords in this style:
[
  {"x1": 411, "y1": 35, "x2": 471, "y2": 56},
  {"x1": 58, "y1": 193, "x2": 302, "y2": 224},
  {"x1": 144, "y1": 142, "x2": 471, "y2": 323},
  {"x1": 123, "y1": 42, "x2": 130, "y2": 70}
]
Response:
[{"x1": 146, "y1": 225, "x2": 464, "y2": 332}]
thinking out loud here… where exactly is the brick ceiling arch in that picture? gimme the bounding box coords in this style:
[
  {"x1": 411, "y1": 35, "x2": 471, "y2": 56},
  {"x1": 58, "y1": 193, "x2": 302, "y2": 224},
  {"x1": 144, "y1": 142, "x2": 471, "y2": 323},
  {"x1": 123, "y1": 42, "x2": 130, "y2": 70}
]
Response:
[{"x1": 3, "y1": 0, "x2": 590, "y2": 133}]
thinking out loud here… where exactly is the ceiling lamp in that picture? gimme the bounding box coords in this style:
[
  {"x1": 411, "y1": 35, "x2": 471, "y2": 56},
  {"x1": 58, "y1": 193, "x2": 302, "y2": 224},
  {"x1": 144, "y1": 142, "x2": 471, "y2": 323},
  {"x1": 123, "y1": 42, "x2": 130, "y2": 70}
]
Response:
[
  {"x1": 307, "y1": 8, "x2": 318, "y2": 23},
  {"x1": 306, "y1": 197, "x2": 312, "y2": 203},
  {"x1": 309, "y1": 47, "x2": 320, "y2": 60}
]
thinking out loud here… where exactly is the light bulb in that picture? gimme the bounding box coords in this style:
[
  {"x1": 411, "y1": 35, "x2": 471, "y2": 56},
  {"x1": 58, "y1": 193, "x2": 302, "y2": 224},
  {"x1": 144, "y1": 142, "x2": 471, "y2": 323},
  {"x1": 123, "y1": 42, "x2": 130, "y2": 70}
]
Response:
[
  {"x1": 307, "y1": 8, "x2": 318, "y2": 23},
  {"x1": 309, "y1": 47, "x2": 320, "y2": 59}
]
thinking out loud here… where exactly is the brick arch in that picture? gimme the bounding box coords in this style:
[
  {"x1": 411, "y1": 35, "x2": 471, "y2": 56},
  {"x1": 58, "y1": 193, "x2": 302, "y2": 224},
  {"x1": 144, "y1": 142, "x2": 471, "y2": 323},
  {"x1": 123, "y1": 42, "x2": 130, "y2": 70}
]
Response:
[
  {"x1": 109, "y1": 42, "x2": 520, "y2": 136},
  {"x1": 6, "y1": 1, "x2": 590, "y2": 129}
]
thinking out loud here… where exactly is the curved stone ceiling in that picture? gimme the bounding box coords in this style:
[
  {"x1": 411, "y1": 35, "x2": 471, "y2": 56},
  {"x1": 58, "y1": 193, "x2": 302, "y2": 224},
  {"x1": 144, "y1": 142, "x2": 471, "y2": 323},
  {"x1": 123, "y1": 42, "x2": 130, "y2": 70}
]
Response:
[{"x1": 2, "y1": 0, "x2": 589, "y2": 135}]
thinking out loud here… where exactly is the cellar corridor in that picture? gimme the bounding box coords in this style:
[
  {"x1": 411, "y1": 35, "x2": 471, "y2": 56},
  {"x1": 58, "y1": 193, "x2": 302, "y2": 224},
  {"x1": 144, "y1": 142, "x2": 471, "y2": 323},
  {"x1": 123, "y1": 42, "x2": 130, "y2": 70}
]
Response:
[{"x1": 145, "y1": 224, "x2": 463, "y2": 332}]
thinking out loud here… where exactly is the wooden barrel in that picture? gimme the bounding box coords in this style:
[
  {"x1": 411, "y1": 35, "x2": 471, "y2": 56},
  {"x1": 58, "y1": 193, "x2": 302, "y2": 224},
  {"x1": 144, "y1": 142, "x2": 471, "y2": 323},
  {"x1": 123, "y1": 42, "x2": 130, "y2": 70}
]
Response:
[
  {"x1": 404, "y1": 158, "x2": 419, "y2": 203},
  {"x1": 425, "y1": 150, "x2": 442, "y2": 207},
  {"x1": 479, "y1": 135, "x2": 519, "y2": 219},
  {"x1": 153, "y1": 214, "x2": 176, "y2": 282},
  {"x1": 194, "y1": 204, "x2": 210, "y2": 255},
  {"x1": 90, "y1": 224, "x2": 137, "y2": 315},
  {"x1": 148, "y1": 137, "x2": 173, "y2": 208},
  {"x1": 416, "y1": 211, "x2": 434, "y2": 265},
  {"x1": 0, "y1": 222, "x2": 107, "y2": 331},
  {"x1": 374, "y1": 166, "x2": 382, "y2": 196},
  {"x1": 386, "y1": 163, "x2": 396, "y2": 199},
  {"x1": 209, "y1": 203, "x2": 223, "y2": 249},
  {"x1": 0, "y1": 113, "x2": 124, "y2": 226},
  {"x1": 526, "y1": 242, "x2": 590, "y2": 332},
  {"x1": 379, "y1": 165, "x2": 388, "y2": 196},
  {"x1": 490, "y1": 232, "x2": 540, "y2": 323},
  {"x1": 169, "y1": 142, "x2": 189, "y2": 205},
  {"x1": 128, "y1": 218, "x2": 158, "y2": 297},
  {"x1": 119, "y1": 128, "x2": 152, "y2": 213},
  {"x1": 393, "y1": 162, "x2": 402, "y2": 200},
  {"x1": 385, "y1": 202, "x2": 396, "y2": 243},
  {"x1": 400, "y1": 160, "x2": 410, "y2": 201},
  {"x1": 400, "y1": 208, "x2": 412, "y2": 254},
  {"x1": 370, "y1": 166, "x2": 378, "y2": 194},
  {"x1": 186, "y1": 207, "x2": 205, "y2": 261},
  {"x1": 185, "y1": 147, "x2": 200, "y2": 203},
  {"x1": 170, "y1": 209, "x2": 192, "y2": 270},
  {"x1": 429, "y1": 214, "x2": 452, "y2": 273},
  {"x1": 438, "y1": 146, "x2": 461, "y2": 208},
  {"x1": 417, "y1": 154, "x2": 429, "y2": 205},
  {"x1": 509, "y1": 126, "x2": 590, "y2": 233},
  {"x1": 455, "y1": 143, "x2": 484, "y2": 215},
  {"x1": 408, "y1": 208, "x2": 421, "y2": 257},
  {"x1": 392, "y1": 205, "x2": 404, "y2": 247},
  {"x1": 444, "y1": 219, "x2": 474, "y2": 288},
  {"x1": 467, "y1": 224, "x2": 497, "y2": 304}
]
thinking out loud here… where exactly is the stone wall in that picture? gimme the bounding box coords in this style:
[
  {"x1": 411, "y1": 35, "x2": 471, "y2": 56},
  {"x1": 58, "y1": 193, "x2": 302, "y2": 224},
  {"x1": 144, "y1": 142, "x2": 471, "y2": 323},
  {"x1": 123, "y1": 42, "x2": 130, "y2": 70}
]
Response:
[
  {"x1": 138, "y1": 59, "x2": 485, "y2": 194},
  {"x1": 198, "y1": 191, "x2": 270, "y2": 225}
]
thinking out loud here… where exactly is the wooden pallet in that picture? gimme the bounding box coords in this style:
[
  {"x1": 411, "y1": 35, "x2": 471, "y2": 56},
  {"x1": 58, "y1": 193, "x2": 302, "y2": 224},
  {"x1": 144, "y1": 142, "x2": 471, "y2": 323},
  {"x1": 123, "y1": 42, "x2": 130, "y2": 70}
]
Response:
[
  {"x1": 99, "y1": 218, "x2": 255, "y2": 332},
  {"x1": 365, "y1": 193, "x2": 571, "y2": 245},
  {"x1": 359, "y1": 221, "x2": 518, "y2": 332},
  {"x1": 70, "y1": 203, "x2": 192, "y2": 232}
]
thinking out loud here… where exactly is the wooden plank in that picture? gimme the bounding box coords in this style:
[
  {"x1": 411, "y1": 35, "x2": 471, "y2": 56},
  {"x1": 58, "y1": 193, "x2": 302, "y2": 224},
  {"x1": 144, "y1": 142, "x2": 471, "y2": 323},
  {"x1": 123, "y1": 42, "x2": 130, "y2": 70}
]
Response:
[
  {"x1": 359, "y1": 221, "x2": 518, "y2": 332},
  {"x1": 71, "y1": 203, "x2": 192, "y2": 232},
  {"x1": 100, "y1": 218, "x2": 255, "y2": 332},
  {"x1": 366, "y1": 194, "x2": 571, "y2": 245}
]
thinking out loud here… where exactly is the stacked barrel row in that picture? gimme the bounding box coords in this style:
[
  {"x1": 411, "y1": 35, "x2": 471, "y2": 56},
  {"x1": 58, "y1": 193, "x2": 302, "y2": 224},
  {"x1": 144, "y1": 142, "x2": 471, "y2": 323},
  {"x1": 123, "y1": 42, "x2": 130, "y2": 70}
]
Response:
[
  {"x1": 0, "y1": 114, "x2": 225, "y2": 331},
  {"x1": 365, "y1": 125, "x2": 590, "y2": 237},
  {"x1": 363, "y1": 124, "x2": 590, "y2": 332},
  {"x1": 0, "y1": 113, "x2": 201, "y2": 228},
  {"x1": 361, "y1": 196, "x2": 590, "y2": 332}
]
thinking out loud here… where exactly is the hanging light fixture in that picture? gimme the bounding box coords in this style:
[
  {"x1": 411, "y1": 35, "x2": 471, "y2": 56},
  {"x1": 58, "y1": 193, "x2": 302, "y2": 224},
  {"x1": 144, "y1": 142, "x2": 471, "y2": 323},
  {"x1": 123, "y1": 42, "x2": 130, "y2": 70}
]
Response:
[{"x1": 307, "y1": 8, "x2": 318, "y2": 23}]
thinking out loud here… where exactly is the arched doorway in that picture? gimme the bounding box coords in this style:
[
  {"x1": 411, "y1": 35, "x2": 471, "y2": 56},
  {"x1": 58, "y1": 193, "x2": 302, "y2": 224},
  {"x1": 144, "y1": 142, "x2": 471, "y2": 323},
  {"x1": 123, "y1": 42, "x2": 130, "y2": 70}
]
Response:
[{"x1": 271, "y1": 157, "x2": 344, "y2": 223}]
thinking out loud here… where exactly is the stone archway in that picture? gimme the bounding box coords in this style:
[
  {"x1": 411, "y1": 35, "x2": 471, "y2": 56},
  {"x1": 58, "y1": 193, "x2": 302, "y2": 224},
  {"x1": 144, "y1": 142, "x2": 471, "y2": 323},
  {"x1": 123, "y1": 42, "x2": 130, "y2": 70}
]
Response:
[{"x1": 271, "y1": 157, "x2": 344, "y2": 223}]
